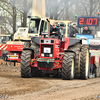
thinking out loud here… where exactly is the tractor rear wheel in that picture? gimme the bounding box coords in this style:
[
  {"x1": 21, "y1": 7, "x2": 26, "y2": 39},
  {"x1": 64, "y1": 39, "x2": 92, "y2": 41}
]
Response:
[
  {"x1": 80, "y1": 45, "x2": 89, "y2": 79},
  {"x1": 74, "y1": 43, "x2": 81, "y2": 48},
  {"x1": 21, "y1": 50, "x2": 32, "y2": 78},
  {"x1": 74, "y1": 49, "x2": 81, "y2": 79},
  {"x1": 62, "y1": 52, "x2": 75, "y2": 80},
  {"x1": 69, "y1": 43, "x2": 81, "y2": 79}
]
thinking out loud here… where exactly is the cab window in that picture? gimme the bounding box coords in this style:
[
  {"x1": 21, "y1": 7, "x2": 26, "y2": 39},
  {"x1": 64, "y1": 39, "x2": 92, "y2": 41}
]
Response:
[
  {"x1": 44, "y1": 22, "x2": 48, "y2": 32},
  {"x1": 28, "y1": 18, "x2": 40, "y2": 33}
]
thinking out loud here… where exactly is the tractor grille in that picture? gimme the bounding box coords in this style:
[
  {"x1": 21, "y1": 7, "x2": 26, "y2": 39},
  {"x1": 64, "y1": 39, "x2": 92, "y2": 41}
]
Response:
[
  {"x1": 37, "y1": 58, "x2": 54, "y2": 68},
  {"x1": 41, "y1": 45, "x2": 53, "y2": 57}
]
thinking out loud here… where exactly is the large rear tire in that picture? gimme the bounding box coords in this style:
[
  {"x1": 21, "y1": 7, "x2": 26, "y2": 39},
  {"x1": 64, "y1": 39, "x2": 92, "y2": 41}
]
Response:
[
  {"x1": 80, "y1": 45, "x2": 89, "y2": 79},
  {"x1": 69, "y1": 43, "x2": 81, "y2": 79},
  {"x1": 62, "y1": 52, "x2": 75, "y2": 80},
  {"x1": 21, "y1": 50, "x2": 32, "y2": 78}
]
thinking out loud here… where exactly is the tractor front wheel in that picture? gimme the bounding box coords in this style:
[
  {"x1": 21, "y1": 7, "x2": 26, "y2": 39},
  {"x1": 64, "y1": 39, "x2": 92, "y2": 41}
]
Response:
[
  {"x1": 62, "y1": 52, "x2": 75, "y2": 80},
  {"x1": 21, "y1": 50, "x2": 32, "y2": 78}
]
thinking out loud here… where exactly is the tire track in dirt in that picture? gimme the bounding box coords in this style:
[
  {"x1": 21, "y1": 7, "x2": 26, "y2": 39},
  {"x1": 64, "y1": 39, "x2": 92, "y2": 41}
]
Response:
[{"x1": 0, "y1": 65, "x2": 51, "y2": 96}]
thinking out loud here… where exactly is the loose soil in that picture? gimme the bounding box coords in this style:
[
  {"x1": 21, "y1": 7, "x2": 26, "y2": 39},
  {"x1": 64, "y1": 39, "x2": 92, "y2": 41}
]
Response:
[{"x1": 0, "y1": 65, "x2": 100, "y2": 100}]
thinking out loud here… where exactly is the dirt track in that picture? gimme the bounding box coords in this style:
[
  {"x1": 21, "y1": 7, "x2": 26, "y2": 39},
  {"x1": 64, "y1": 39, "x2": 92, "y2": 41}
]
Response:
[{"x1": 0, "y1": 65, "x2": 100, "y2": 100}]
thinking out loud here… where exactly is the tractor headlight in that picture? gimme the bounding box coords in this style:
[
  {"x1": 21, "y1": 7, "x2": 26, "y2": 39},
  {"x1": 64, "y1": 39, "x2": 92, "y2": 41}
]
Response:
[
  {"x1": 49, "y1": 54, "x2": 53, "y2": 57},
  {"x1": 41, "y1": 53, "x2": 44, "y2": 57}
]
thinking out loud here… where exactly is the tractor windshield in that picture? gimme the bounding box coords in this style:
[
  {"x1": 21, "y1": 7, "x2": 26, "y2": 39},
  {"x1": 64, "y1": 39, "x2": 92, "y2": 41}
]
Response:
[
  {"x1": 50, "y1": 22, "x2": 66, "y2": 40},
  {"x1": 28, "y1": 18, "x2": 40, "y2": 33},
  {"x1": 43, "y1": 22, "x2": 48, "y2": 32}
]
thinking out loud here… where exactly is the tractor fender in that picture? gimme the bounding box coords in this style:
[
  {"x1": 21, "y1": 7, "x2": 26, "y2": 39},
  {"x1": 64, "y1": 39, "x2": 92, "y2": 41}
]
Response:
[
  {"x1": 23, "y1": 48, "x2": 34, "y2": 53},
  {"x1": 64, "y1": 50, "x2": 76, "y2": 57}
]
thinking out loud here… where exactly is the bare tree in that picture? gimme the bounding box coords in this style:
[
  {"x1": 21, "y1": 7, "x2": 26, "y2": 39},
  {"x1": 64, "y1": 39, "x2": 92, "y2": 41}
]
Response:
[{"x1": 1, "y1": 0, "x2": 100, "y2": 33}]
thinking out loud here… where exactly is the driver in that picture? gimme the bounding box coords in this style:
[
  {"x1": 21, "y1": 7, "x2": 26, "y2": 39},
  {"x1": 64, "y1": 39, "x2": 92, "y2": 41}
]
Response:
[{"x1": 50, "y1": 23, "x2": 59, "y2": 36}]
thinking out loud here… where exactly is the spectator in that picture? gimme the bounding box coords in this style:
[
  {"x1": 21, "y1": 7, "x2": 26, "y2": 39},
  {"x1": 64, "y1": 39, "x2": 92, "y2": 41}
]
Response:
[
  {"x1": 82, "y1": 26, "x2": 92, "y2": 34},
  {"x1": 70, "y1": 23, "x2": 78, "y2": 37}
]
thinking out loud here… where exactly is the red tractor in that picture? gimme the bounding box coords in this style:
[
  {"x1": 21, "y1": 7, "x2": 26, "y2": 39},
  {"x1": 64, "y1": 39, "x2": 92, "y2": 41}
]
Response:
[{"x1": 20, "y1": 20, "x2": 89, "y2": 80}]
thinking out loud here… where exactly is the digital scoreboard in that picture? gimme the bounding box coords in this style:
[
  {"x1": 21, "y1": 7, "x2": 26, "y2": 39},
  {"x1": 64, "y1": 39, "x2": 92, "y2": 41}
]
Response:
[{"x1": 78, "y1": 17, "x2": 99, "y2": 26}]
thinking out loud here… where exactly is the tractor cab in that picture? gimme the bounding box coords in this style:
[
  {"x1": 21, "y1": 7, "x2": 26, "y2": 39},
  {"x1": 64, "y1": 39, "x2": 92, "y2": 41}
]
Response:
[
  {"x1": 14, "y1": 16, "x2": 48, "y2": 41},
  {"x1": 49, "y1": 20, "x2": 71, "y2": 39}
]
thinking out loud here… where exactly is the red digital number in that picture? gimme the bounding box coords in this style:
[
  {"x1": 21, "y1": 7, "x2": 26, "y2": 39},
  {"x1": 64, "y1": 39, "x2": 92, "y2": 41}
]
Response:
[
  {"x1": 89, "y1": 18, "x2": 93, "y2": 25},
  {"x1": 86, "y1": 18, "x2": 93, "y2": 25},
  {"x1": 79, "y1": 18, "x2": 84, "y2": 25},
  {"x1": 86, "y1": 18, "x2": 89, "y2": 25},
  {"x1": 94, "y1": 18, "x2": 98, "y2": 25}
]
